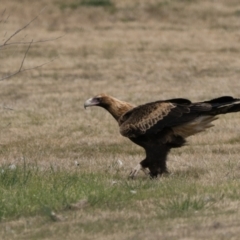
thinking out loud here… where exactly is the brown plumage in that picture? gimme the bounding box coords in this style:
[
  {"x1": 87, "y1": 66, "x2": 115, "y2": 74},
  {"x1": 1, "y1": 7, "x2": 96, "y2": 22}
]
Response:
[{"x1": 84, "y1": 94, "x2": 240, "y2": 178}]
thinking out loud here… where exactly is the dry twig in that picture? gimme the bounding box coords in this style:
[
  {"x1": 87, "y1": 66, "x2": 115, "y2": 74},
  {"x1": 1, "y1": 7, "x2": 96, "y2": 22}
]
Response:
[{"x1": 0, "y1": 8, "x2": 62, "y2": 81}]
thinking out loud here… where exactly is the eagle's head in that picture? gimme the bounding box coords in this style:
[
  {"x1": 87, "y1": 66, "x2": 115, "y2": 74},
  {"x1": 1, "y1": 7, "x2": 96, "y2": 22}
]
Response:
[
  {"x1": 84, "y1": 93, "x2": 135, "y2": 121},
  {"x1": 84, "y1": 93, "x2": 109, "y2": 109}
]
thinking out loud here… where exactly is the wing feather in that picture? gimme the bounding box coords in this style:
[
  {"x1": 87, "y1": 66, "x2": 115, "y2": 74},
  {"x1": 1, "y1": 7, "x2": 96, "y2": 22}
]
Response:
[
  {"x1": 118, "y1": 98, "x2": 225, "y2": 138},
  {"x1": 119, "y1": 101, "x2": 190, "y2": 137}
]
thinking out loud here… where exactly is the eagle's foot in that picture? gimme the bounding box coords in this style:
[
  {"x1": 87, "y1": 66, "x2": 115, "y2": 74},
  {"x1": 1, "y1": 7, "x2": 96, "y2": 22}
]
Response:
[
  {"x1": 149, "y1": 168, "x2": 169, "y2": 179},
  {"x1": 129, "y1": 164, "x2": 149, "y2": 179}
]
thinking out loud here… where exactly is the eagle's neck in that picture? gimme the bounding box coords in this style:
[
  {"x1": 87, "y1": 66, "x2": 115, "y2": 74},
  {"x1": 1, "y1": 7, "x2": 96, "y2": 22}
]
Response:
[{"x1": 103, "y1": 97, "x2": 134, "y2": 121}]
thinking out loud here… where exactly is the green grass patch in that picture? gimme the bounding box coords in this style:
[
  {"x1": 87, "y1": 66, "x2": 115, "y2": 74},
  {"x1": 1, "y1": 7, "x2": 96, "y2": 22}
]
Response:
[
  {"x1": 0, "y1": 163, "x2": 83, "y2": 220},
  {"x1": 80, "y1": 0, "x2": 113, "y2": 7},
  {"x1": 0, "y1": 162, "x2": 150, "y2": 221},
  {"x1": 1, "y1": 160, "x2": 238, "y2": 222},
  {"x1": 158, "y1": 195, "x2": 207, "y2": 218},
  {"x1": 58, "y1": 0, "x2": 113, "y2": 10}
]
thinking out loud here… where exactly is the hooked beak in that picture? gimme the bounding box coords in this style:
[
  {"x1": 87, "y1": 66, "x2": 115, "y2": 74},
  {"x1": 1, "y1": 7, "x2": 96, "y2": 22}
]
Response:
[{"x1": 84, "y1": 97, "x2": 100, "y2": 109}]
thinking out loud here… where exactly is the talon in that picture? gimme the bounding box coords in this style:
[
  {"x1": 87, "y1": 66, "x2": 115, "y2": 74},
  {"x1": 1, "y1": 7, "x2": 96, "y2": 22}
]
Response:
[
  {"x1": 129, "y1": 163, "x2": 149, "y2": 179},
  {"x1": 142, "y1": 168, "x2": 150, "y2": 176}
]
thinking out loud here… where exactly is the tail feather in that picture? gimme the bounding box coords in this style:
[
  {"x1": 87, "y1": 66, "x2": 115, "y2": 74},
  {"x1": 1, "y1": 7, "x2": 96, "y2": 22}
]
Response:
[
  {"x1": 173, "y1": 115, "x2": 218, "y2": 138},
  {"x1": 205, "y1": 96, "x2": 240, "y2": 115},
  {"x1": 204, "y1": 96, "x2": 236, "y2": 104}
]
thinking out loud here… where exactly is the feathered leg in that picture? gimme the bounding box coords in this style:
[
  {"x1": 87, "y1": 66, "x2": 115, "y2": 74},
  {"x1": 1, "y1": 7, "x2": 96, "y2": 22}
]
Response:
[{"x1": 148, "y1": 163, "x2": 169, "y2": 178}]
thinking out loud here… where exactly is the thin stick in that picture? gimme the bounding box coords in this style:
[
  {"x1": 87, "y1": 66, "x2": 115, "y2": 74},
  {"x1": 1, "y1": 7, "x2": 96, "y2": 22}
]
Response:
[
  {"x1": 18, "y1": 39, "x2": 33, "y2": 72},
  {"x1": 0, "y1": 35, "x2": 65, "y2": 48},
  {"x1": 2, "y1": 7, "x2": 46, "y2": 46},
  {"x1": 0, "y1": 58, "x2": 57, "y2": 81},
  {"x1": 0, "y1": 39, "x2": 58, "y2": 81},
  {"x1": 0, "y1": 8, "x2": 62, "y2": 81}
]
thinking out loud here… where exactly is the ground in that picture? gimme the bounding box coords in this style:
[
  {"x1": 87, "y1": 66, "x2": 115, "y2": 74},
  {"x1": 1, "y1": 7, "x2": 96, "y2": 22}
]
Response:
[{"x1": 1, "y1": 0, "x2": 240, "y2": 239}]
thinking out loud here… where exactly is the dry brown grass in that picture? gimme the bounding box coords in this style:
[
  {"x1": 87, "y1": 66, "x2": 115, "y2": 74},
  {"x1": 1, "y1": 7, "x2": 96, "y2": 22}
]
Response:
[{"x1": 1, "y1": 0, "x2": 240, "y2": 239}]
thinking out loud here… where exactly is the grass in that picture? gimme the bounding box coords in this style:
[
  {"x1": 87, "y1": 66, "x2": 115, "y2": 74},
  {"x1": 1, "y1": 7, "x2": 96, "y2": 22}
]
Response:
[
  {"x1": 1, "y1": 162, "x2": 240, "y2": 239},
  {"x1": 0, "y1": 161, "x2": 238, "y2": 221},
  {"x1": 58, "y1": 0, "x2": 114, "y2": 10},
  {"x1": 80, "y1": 0, "x2": 113, "y2": 7},
  {"x1": 1, "y1": 0, "x2": 240, "y2": 239}
]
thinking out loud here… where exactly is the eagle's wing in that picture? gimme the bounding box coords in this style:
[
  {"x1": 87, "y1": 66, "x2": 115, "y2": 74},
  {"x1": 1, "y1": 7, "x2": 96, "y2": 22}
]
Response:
[{"x1": 119, "y1": 99, "x2": 215, "y2": 138}]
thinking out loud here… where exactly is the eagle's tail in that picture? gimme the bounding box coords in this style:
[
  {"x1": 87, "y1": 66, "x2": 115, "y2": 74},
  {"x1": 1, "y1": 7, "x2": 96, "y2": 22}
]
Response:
[
  {"x1": 173, "y1": 96, "x2": 240, "y2": 138},
  {"x1": 205, "y1": 96, "x2": 240, "y2": 115}
]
